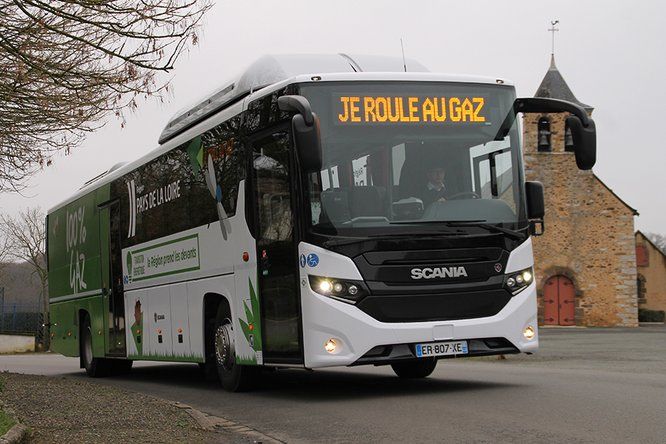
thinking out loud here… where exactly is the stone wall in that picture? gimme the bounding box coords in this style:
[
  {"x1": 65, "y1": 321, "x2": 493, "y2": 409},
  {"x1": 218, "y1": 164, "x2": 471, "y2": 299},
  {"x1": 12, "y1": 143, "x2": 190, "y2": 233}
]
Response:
[
  {"x1": 635, "y1": 232, "x2": 666, "y2": 313},
  {"x1": 523, "y1": 113, "x2": 638, "y2": 327},
  {"x1": 0, "y1": 334, "x2": 35, "y2": 353}
]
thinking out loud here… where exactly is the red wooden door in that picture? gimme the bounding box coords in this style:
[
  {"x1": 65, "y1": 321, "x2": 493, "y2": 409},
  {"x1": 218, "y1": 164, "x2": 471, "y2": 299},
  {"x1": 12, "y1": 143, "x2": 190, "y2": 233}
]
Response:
[
  {"x1": 543, "y1": 275, "x2": 576, "y2": 326},
  {"x1": 558, "y1": 277, "x2": 575, "y2": 326},
  {"x1": 543, "y1": 277, "x2": 559, "y2": 325}
]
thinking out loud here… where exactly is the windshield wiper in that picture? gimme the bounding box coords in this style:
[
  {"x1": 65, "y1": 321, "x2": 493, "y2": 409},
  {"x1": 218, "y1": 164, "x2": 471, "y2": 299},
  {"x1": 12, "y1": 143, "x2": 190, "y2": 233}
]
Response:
[{"x1": 442, "y1": 221, "x2": 527, "y2": 240}]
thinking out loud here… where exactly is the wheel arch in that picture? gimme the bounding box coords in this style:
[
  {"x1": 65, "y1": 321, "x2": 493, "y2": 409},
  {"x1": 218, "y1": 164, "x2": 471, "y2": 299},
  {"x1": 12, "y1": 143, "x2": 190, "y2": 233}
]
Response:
[
  {"x1": 202, "y1": 292, "x2": 232, "y2": 363},
  {"x1": 78, "y1": 309, "x2": 90, "y2": 368}
]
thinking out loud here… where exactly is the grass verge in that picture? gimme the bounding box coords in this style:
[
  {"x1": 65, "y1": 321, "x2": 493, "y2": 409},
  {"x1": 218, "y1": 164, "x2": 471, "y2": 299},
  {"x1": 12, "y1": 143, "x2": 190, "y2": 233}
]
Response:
[{"x1": 0, "y1": 409, "x2": 16, "y2": 436}]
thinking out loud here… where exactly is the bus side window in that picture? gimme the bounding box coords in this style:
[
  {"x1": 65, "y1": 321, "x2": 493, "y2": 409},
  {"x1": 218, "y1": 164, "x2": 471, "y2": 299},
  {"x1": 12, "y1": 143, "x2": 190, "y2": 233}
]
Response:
[
  {"x1": 253, "y1": 132, "x2": 293, "y2": 242},
  {"x1": 202, "y1": 117, "x2": 244, "y2": 217}
]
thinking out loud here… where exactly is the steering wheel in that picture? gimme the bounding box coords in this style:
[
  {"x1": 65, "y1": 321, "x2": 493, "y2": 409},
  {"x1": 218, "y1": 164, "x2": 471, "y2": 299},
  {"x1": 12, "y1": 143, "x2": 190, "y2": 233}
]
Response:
[{"x1": 447, "y1": 191, "x2": 480, "y2": 200}]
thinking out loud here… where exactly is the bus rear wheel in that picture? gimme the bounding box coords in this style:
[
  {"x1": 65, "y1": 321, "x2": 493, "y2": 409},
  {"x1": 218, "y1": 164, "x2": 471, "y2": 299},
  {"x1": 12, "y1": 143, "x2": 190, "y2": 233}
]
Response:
[
  {"x1": 214, "y1": 320, "x2": 256, "y2": 392},
  {"x1": 391, "y1": 358, "x2": 437, "y2": 378},
  {"x1": 81, "y1": 314, "x2": 113, "y2": 377}
]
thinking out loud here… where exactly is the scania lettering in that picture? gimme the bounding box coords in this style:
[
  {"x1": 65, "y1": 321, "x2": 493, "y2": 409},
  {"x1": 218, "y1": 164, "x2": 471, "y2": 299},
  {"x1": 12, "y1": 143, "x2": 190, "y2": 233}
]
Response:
[
  {"x1": 410, "y1": 266, "x2": 468, "y2": 280},
  {"x1": 46, "y1": 54, "x2": 596, "y2": 391}
]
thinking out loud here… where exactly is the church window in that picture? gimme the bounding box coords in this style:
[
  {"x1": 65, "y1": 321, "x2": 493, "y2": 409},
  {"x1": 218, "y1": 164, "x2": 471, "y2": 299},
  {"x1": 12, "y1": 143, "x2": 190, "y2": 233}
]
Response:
[
  {"x1": 537, "y1": 117, "x2": 551, "y2": 152},
  {"x1": 564, "y1": 121, "x2": 575, "y2": 152},
  {"x1": 637, "y1": 274, "x2": 647, "y2": 304}
]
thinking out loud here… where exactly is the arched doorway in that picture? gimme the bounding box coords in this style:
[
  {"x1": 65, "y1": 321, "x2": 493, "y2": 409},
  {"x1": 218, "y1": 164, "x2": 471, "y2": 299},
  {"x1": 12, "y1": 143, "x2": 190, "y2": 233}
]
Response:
[{"x1": 543, "y1": 275, "x2": 575, "y2": 326}]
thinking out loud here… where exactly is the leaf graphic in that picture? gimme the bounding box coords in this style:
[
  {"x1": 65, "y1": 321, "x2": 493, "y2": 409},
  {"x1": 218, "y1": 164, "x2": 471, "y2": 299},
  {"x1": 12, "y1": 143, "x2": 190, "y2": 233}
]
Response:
[
  {"x1": 243, "y1": 300, "x2": 254, "y2": 326},
  {"x1": 247, "y1": 277, "x2": 262, "y2": 351},
  {"x1": 239, "y1": 318, "x2": 251, "y2": 343},
  {"x1": 185, "y1": 136, "x2": 203, "y2": 174},
  {"x1": 250, "y1": 279, "x2": 260, "y2": 324}
]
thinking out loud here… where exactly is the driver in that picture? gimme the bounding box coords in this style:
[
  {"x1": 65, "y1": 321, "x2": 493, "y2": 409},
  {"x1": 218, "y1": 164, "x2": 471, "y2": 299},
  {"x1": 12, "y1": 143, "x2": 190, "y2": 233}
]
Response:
[{"x1": 420, "y1": 165, "x2": 449, "y2": 207}]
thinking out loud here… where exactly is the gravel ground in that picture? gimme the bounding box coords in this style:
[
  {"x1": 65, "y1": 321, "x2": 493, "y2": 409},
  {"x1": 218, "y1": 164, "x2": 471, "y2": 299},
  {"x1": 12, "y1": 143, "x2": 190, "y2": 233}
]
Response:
[{"x1": 0, "y1": 372, "x2": 229, "y2": 443}]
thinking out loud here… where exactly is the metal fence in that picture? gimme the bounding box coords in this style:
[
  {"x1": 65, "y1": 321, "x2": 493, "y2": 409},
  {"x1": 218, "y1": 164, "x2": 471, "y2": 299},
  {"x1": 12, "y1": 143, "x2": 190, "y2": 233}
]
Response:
[{"x1": 0, "y1": 288, "x2": 48, "y2": 345}]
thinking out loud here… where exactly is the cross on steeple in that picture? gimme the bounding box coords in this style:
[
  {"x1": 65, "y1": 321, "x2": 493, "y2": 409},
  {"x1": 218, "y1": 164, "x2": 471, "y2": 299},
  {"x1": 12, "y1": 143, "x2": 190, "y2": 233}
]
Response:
[{"x1": 549, "y1": 20, "x2": 560, "y2": 56}]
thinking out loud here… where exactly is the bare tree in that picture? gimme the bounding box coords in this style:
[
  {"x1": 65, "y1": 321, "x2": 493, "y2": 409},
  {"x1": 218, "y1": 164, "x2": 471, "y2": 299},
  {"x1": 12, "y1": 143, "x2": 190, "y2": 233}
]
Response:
[
  {"x1": 0, "y1": 224, "x2": 11, "y2": 278},
  {"x1": 0, "y1": 0, "x2": 212, "y2": 192},
  {"x1": 645, "y1": 232, "x2": 666, "y2": 255},
  {"x1": 0, "y1": 208, "x2": 48, "y2": 338}
]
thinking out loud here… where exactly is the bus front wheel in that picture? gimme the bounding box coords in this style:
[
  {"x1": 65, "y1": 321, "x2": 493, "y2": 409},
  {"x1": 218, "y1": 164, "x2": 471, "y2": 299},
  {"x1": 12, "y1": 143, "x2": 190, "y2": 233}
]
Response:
[
  {"x1": 214, "y1": 320, "x2": 256, "y2": 392},
  {"x1": 391, "y1": 358, "x2": 437, "y2": 378}
]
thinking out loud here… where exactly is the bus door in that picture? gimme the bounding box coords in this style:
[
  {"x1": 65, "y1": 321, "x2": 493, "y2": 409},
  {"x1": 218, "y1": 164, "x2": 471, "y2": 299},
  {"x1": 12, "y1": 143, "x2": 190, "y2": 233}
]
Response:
[
  {"x1": 250, "y1": 127, "x2": 303, "y2": 364},
  {"x1": 99, "y1": 200, "x2": 126, "y2": 356}
]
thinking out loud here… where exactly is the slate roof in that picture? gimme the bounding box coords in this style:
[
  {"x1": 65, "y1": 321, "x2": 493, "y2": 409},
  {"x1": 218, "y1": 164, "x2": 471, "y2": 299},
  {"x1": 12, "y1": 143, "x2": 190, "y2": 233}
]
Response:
[{"x1": 535, "y1": 55, "x2": 593, "y2": 113}]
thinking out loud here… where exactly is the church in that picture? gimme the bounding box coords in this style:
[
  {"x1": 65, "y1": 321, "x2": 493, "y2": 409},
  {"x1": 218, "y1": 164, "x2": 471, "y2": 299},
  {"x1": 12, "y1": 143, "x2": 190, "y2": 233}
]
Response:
[{"x1": 523, "y1": 55, "x2": 639, "y2": 327}]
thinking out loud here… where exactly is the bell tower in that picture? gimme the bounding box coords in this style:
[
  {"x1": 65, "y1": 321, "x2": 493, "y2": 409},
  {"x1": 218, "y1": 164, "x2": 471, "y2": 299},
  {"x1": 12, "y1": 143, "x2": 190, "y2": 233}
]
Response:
[
  {"x1": 523, "y1": 54, "x2": 594, "y2": 157},
  {"x1": 522, "y1": 29, "x2": 638, "y2": 327}
]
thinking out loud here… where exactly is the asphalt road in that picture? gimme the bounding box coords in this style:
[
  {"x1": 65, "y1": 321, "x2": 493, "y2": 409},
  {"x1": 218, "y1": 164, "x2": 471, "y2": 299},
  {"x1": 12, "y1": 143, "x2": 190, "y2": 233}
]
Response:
[{"x1": 2, "y1": 326, "x2": 666, "y2": 443}]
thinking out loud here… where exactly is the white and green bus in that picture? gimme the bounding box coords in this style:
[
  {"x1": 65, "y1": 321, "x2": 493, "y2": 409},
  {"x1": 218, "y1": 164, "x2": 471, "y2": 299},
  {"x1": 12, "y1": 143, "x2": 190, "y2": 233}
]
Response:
[{"x1": 47, "y1": 54, "x2": 596, "y2": 391}]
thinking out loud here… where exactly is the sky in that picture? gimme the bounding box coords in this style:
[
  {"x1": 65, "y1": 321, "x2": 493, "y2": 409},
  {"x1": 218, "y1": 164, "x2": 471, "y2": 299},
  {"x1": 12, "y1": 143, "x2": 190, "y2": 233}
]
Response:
[{"x1": 1, "y1": 0, "x2": 664, "y2": 233}]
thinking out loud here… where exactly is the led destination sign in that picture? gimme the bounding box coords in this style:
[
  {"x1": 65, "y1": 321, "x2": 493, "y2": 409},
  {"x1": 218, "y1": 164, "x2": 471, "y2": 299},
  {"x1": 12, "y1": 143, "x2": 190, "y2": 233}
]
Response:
[{"x1": 336, "y1": 95, "x2": 488, "y2": 125}]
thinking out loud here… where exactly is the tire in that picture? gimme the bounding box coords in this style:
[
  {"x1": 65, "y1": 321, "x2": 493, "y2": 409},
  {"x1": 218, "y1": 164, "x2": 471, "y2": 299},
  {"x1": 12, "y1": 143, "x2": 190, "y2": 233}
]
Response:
[
  {"x1": 391, "y1": 358, "x2": 438, "y2": 379},
  {"x1": 81, "y1": 315, "x2": 113, "y2": 377},
  {"x1": 213, "y1": 319, "x2": 257, "y2": 392}
]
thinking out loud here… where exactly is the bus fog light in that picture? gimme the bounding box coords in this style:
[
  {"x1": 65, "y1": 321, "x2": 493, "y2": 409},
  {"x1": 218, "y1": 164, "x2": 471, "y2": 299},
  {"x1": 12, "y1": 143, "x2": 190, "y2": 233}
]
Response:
[
  {"x1": 348, "y1": 285, "x2": 359, "y2": 295},
  {"x1": 523, "y1": 326, "x2": 536, "y2": 340},
  {"x1": 333, "y1": 282, "x2": 344, "y2": 293},
  {"x1": 506, "y1": 277, "x2": 516, "y2": 288},
  {"x1": 515, "y1": 274, "x2": 524, "y2": 284},
  {"x1": 324, "y1": 338, "x2": 338, "y2": 353}
]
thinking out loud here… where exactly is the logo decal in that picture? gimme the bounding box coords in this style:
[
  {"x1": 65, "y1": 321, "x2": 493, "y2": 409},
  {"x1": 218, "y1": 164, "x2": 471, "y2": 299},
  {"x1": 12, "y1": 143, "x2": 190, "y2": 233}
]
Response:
[
  {"x1": 306, "y1": 253, "x2": 319, "y2": 267},
  {"x1": 494, "y1": 263, "x2": 503, "y2": 273},
  {"x1": 410, "y1": 266, "x2": 468, "y2": 280}
]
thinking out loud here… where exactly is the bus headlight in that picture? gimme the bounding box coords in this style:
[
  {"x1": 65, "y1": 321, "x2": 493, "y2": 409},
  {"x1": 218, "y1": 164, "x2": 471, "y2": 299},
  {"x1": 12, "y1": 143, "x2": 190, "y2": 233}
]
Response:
[
  {"x1": 309, "y1": 275, "x2": 368, "y2": 304},
  {"x1": 504, "y1": 267, "x2": 534, "y2": 295}
]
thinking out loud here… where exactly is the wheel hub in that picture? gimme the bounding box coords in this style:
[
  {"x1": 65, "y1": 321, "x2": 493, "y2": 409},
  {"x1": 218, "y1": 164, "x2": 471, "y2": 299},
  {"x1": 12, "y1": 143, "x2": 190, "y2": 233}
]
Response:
[{"x1": 215, "y1": 322, "x2": 235, "y2": 371}]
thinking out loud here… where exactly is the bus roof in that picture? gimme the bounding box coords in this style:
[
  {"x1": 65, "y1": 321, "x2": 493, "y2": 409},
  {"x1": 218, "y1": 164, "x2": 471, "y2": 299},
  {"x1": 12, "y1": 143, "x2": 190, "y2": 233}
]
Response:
[{"x1": 158, "y1": 54, "x2": 513, "y2": 145}]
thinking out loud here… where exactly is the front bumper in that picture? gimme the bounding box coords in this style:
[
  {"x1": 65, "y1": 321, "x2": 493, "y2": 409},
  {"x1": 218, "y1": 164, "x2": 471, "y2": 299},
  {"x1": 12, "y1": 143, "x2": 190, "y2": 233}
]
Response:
[{"x1": 301, "y1": 280, "x2": 538, "y2": 369}]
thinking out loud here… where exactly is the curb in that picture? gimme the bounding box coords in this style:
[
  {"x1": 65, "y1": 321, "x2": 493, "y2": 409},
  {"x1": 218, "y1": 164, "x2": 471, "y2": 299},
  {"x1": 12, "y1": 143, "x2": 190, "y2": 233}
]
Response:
[
  {"x1": 0, "y1": 402, "x2": 28, "y2": 444},
  {"x1": 0, "y1": 423, "x2": 28, "y2": 444},
  {"x1": 172, "y1": 401, "x2": 284, "y2": 443}
]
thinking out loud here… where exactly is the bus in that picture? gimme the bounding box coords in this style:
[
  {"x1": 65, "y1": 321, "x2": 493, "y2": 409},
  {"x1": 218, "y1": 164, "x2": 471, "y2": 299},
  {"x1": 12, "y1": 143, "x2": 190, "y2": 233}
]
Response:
[{"x1": 47, "y1": 54, "x2": 596, "y2": 391}]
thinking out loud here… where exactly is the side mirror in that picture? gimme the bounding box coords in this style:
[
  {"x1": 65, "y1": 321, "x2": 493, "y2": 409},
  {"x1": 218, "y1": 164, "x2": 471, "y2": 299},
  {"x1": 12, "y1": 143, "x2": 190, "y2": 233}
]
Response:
[
  {"x1": 525, "y1": 181, "x2": 545, "y2": 236},
  {"x1": 525, "y1": 181, "x2": 544, "y2": 219},
  {"x1": 566, "y1": 115, "x2": 596, "y2": 170},
  {"x1": 278, "y1": 95, "x2": 322, "y2": 172},
  {"x1": 497, "y1": 97, "x2": 597, "y2": 170}
]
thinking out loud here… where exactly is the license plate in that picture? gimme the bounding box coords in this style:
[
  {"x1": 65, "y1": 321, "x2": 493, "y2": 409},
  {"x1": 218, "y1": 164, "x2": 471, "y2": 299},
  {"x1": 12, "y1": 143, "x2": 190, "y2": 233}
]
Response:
[{"x1": 415, "y1": 340, "x2": 468, "y2": 358}]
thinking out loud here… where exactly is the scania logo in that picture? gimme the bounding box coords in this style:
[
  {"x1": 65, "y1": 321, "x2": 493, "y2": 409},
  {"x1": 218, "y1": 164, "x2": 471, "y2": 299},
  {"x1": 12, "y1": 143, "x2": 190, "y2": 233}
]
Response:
[{"x1": 410, "y1": 266, "x2": 468, "y2": 280}]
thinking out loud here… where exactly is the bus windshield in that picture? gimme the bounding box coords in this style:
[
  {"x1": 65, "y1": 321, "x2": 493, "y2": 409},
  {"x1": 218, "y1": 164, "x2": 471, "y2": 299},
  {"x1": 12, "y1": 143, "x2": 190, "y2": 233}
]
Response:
[{"x1": 298, "y1": 81, "x2": 526, "y2": 238}]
